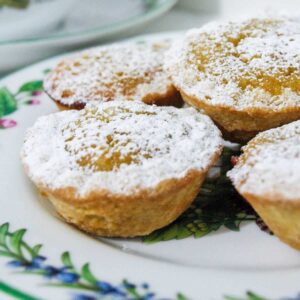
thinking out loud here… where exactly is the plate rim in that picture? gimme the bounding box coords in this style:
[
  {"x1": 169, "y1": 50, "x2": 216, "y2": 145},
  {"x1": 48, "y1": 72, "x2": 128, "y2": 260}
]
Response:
[
  {"x1": 0, "y1": 30, "x2": 181, "y2": 80},
  {"x1": 0, "y1": 0, "x2": 177, "y2": 46}
]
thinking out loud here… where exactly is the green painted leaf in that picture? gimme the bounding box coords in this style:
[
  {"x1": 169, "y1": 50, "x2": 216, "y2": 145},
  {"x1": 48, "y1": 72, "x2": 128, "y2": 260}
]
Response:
[
  {"x1": 0, "y1": 223, "x2": 9, "y2": 246},
  {"x1": 0, "y1": 250, "x2": 16, "y2": 258},
  {"x1": 18, "y1": 80, "x2": 43, "y2": 93},
  {"x1": 81, "y1": 263, "x2": 97, "y2": 284},
  {"x1": 0, "y1": 280, "x2": 39, "y2": 300},
  {"x1": 177, "y1": 293, "x2": 189, "y2": 300},
  {"x1": 143, "y1": 230, "x2": 163, "y2": 244},
  {"x1": 224, "y1": 220, "x2": 240, "y2": 231},
  {"x1": 143, "y1": 147, "x2": 259, "y2": 244},
  {"x1": 0, "y1": 88, "x2": 17, "y2": 117},
  {"x1": 224, "y1": 292, "x2": 270, "y2": 300},
  {"x1": 122, "y1": 279, "x2": 140, "y2": 297},
  {"x1": 43, "y1": 68, "x2": 52, "y2": 74},
  {"x1": 144, "y1": 223, "x2": 192, "y2": 243},
  {"x1": 246, "y1": 291, "x2": 269, "y2": 300},
  {"x1": 10, "y1": 229, "x2": 26, "y2": 257},
  {"x1": 61, "y1": 251, "x2": 74, "y2": 269},
  {"x1": 174, "y1": 226, "x2": 192, "y2": 240},
  {"x1": 32, "y1": 244, "x2": 43, "y2": 257},
  {"x1": 0, "y1": 0, "x2": 29, "y2": 9},
  {"x1": 194, "y1": 227, "x2": 213, "y2": 238},
  {"x1": 155, "y1": 224, "x2": 180, "y2": 241}
]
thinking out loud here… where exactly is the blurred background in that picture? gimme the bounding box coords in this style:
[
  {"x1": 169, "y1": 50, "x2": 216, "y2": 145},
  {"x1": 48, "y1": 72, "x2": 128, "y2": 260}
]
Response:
[{"x1": 0, "y1": 0, "x2": 299, "y2": 75}]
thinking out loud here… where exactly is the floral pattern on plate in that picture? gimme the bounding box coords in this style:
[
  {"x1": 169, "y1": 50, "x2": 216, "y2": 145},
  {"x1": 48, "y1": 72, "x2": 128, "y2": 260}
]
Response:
[
  {"x1": 0, "y1": 79, "x2": 43, "y2": 129},
  {"x1": 0, "y1": 223, "x2": 188, "y2": 300}
]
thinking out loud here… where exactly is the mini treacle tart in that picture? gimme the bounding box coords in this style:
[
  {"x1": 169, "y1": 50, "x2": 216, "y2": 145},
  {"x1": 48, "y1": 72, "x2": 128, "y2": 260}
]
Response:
[
  {"x1": 165, "y1": 17, "x2": 300, "y2": 142},
  {"x1": 228, "y1": 120, "x2": 300, "y2": 250},
  {"x1": 21, "y1": 102, "x2": 223, "y2": 237},
  {"x1": 44, "y1": 40, "x2": 183, "y2": 110}
]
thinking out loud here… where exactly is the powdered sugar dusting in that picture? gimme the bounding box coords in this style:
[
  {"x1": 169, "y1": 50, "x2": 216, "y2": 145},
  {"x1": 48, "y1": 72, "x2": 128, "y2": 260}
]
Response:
[
  {"x1": 21, "y1": 102, "x2": 223, "y2": 196},
  {"x1": 44, "y1": 40, "x2": 174, "y2": 106},
  {"x1": 165, "y1": 17, "x2": 300, "y2": 111},
  {"x1": 228, "y1": 120, "x2": 300, "y2": 201}
]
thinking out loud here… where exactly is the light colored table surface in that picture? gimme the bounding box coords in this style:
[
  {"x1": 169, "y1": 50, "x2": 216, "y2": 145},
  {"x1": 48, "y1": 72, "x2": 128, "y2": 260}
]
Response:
[{"x1": 142, "y1": 5, "x2": 216, "y2": 33}]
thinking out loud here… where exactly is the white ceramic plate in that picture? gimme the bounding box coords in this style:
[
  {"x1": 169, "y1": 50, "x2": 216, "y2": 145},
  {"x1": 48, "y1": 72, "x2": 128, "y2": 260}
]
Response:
[
  {"x1": 0, "y1": 0, "x2": 177, "y2": 74},
  {"x1": 1, "y1": 32, "x2": 300, "y2": 300}
]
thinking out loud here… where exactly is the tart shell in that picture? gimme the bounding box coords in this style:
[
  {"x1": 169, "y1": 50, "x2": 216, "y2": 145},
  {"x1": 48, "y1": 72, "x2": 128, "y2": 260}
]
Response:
[
  {"x1": 39, "y1": 169, "x2": 212, "y2": 237},
  {"x1": 181, "y1": 91, "x2": 300, "y2": 143},
  {"x1": 21, "y1": 101, "x2": 223, "y2": 238}
]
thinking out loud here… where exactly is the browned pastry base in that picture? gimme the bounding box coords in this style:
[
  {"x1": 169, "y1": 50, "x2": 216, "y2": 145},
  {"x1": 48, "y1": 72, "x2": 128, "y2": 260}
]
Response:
[
  {"x1": 49, "y1": 87, "x2": 184, "y2": 111},
  {"x1": 181, "y1": 91, "x2": 300, "y2": 143},
  {"x1": 141, "y1": 87, "x2": 183, "y2": 108},
  {"x1": 39, "y1": 170, "x2": 208, "y2": 237}
]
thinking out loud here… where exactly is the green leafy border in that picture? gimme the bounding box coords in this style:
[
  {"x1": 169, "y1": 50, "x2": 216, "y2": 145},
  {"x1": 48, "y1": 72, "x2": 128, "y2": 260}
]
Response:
[
  {"x1": 143, "y1": 148, "x2": 261, "y2": 243},
  {"x1": 0, "y1": 223, "x2": 188, "y2": 300},
  {"x1": 0, "y1": 222, "x2": 289, "y2": 300},
  {"x1": 225, "y1": 291, "x2": 270, "y2": 300}
]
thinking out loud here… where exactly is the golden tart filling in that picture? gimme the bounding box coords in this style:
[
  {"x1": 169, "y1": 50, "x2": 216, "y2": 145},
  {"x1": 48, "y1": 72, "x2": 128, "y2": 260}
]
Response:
[
  {"x1": 21, "y1": 101, "x2": 223, "y2": 196},
  {"x1": 63, "y1": 107, "x2": 156, "y2": 172}
]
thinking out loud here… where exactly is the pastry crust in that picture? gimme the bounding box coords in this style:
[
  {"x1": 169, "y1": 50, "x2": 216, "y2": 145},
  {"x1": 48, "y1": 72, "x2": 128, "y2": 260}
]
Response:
[
  {"x1": 44, "y1": 39, "x2": 183, "y2": 110},
  {"x1": 21, "y1": 102, "x2": 223, "y2": 237},
  {"x1": 228, "y1": 120, "x2": 300, "y2": 250},
  {"x1": 39, "y1": 170, "x2": 208, "y2": 237},
  {"x1": 180, "y1": 91, "x2": 300, "y2": 143},
  {"x1": 166, "y1": 17, "x2": 300, "y2": 142}
]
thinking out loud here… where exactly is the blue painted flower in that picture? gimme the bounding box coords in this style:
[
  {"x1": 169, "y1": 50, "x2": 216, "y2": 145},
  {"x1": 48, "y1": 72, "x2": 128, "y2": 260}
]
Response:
[
  {"x1": 72, "y1": 294, "x2": 97, "y2": 300},
  {"x1": 142, "y1": 292, "x2": 156, "y2": 300},
  {"x1": 44, "y1": 266, "x2": 79, "y2": 283},
  {"x1": 96, "y1": 281, "x2": 126, "y2": 296},
  {"x1": 8, "y1": 255, "x2": 46, "y2": 270},
  {"x1": 142, "y1": 283, "x2": 149, "y2": 290},
  {"x1": 122, "y1": 280, "x2": 136, "y2": 290},
  {"x1": 7, "y1": 260, "x2": 26, "y2": 268},
  {"x1": 31, "y1": 256, "x2": 47, "y2": 268}
]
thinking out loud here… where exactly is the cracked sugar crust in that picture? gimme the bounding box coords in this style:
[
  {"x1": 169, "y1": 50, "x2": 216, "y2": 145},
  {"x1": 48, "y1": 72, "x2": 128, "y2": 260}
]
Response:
[
  {"x1": 21, "y1": 101, "x2": 223, "y2": 197},
  {"x1": 44, "y1": 39, "x2": 176, "y2": 107},
  {"x1": 228, "y1": 120, "x2": 300, "y2": 201},
  {"x1": 165, "y1": 17, "x2": 300, "y2": 112}
]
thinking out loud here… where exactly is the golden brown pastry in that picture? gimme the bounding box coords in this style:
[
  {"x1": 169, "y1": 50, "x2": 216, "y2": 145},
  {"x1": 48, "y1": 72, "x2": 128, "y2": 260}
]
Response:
[
  {"x1": 165, "y1": 17, "x2": 300, "y2": 142},
  {"x1": 21, "y1": 101, "x2": 223, "y2": 237},
  {"x1": 44, "y1": 40, "x2": 183, "y2": 110},
  {"x1": 228, "y1": 120, "x2": 300, "y2": 250}
]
